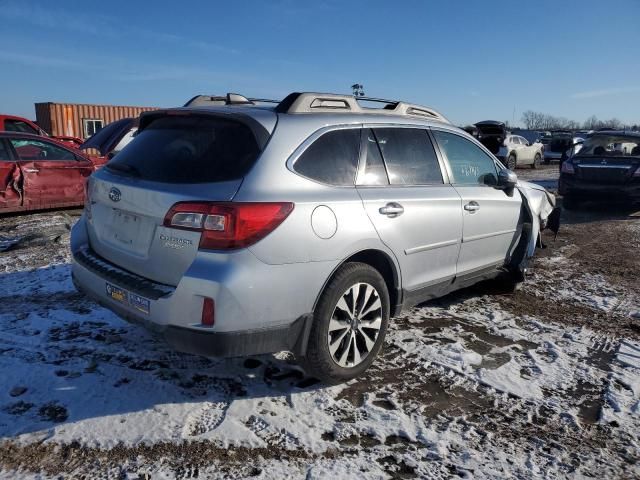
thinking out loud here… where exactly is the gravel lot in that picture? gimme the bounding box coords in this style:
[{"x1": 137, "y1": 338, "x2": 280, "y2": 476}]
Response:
[{"x1": 0, "y1": 165, "x2": 639, "y2": 479}]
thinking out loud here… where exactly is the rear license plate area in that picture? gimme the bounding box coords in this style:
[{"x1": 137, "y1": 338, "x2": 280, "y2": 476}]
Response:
[
  {"x1": 111, "y1": 210, "x2": 140, "y2": 247},
  {"x1": 106, "y1": 282, "x2": 150, "y2": 315}
]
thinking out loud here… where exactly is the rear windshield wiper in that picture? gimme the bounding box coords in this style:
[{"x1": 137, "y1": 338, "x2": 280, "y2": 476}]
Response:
[{"x1": 106, "y1": 163, "x2": 141, "y2": 177}]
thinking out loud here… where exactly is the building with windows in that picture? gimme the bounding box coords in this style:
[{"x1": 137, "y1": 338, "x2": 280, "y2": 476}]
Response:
[{"x1": 35, "y1": 102, "x2": 158, "y2": 140}]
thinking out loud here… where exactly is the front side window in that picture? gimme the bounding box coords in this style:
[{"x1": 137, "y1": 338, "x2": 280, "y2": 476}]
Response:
[
  {"x1": 294, "y1": 129, "x2": 360, "y2": 186},
  {"x1": 83, "y1": 119, "x2": 104, "y2": 138},
  {"x1": 4, "y1": 119, "x2": 39, "y2": 135},
  {"x1": 433, "y1": 130, "x2": 498, "y2": 186},
  {"x1": 9, "y1": 139, "x2": 76, "y2": 161},
  {"x1": 372, "y1": 128, "x2": 443, "y2": 185}
]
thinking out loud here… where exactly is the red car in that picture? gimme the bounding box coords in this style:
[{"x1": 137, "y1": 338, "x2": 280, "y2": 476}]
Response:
[
  {"x1": 0, "y1": 114, "x2": 84, "y2": 149},
  {"x1": 0, "y1": 132, "x2": 101, "y2": 213}
]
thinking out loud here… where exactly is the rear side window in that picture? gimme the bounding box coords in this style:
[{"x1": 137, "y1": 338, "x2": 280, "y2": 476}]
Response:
[
  {"x1": 373, "y1": 128, "x2": 443, "y2": 185},
  {"x1": 294, "y1": 129, "x2": 360, "y2": 186},
  {"x1": 432, "y1": 130, "x2": 498, "y2": 186},
  {"x1": 107, "y1": 116, "x2": 261, "y2": 183}
]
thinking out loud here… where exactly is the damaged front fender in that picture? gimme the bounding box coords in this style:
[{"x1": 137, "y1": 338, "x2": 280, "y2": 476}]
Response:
[
  {"x1": 0, "y1": 162, "x2": 23, "y2": 209},
  {"x1": 517, "y1": 180, "x2": 561, "y2": 259}
]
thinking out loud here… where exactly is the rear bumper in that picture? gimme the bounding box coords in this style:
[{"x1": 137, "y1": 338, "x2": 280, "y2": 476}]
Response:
[
  {"x1": 70, "y1": 216, "x2": 331, "y2": 357},
  {"x1": 559, "y1": 176, "x2": 640, "y2": 200},
  {"x1": 71, "y1": 269, "x2": 311, "y2": 356}
]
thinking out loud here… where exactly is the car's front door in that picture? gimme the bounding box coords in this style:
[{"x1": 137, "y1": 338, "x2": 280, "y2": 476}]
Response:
[
  {"x1": 9, "y1": 137, "x2": 93, "y2": 209},
  {"x1": 518, "y1": 136, "x2": 535, "y2": 164},
  {"x1": 431, "y1": 129, "x2": 522, "y2": 276},
  {"x1": 356, "y1": 127, "x2": 463, "y2": 296},
  {"x1": 0, "y1": 139, "x2": 21, "y2": 210}
]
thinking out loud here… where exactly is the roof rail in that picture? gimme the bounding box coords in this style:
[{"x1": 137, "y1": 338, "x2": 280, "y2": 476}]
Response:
[{"x1": 274, "y1": 92, "x2": 449, "y2": 123}]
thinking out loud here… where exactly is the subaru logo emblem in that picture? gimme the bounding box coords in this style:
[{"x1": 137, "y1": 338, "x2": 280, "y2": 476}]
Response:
[{"x1": 108, "y1": 187, "x2": 122, "y2": 202}]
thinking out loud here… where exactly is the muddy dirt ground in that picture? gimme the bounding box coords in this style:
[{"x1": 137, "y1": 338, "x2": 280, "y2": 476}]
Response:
[{"x1": 0, "y1": 165, "x2": 638, "y2": 479}]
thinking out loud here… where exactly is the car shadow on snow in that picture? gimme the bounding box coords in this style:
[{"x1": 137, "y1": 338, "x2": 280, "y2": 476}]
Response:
[
  {"x1": 0, "y1": 265, "x2": 326, "y2": 440},
  {"x1": 559, "y1": 199, "x2": 640, "y2": 225}
]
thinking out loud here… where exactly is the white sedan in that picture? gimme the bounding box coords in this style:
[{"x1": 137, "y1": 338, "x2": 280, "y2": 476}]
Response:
[{"x1": 497, "y1": 135, "x2": 545, "y2": 169}]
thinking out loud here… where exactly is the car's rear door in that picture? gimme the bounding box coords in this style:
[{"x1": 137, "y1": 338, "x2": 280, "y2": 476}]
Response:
[
  {"x1": 356, "y1": 127, "x2": 462, "y2": 298},
  {"x1": 0, "y1": 138, "x2": 21, "y2": 210},
  {"x1": 431, "y1": 129, "x2": 522, "y2": 277},
  {"x1": 8, "y1": 137, "x2": 93, "y2": 209}
]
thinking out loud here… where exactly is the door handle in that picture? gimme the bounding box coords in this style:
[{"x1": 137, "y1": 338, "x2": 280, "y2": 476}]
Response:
[
  {"x1": 379, "y1": 202, "x2": 404, "y2": 217},
  {"x1": 23, "y1": 168, "x2": 40, "y2": 173},
  {"x1": 464, "y1": 201, "x2": 480, "y2": 212}
]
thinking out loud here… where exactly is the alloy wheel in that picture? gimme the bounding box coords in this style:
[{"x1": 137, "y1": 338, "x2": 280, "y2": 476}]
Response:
[{"x1": 327, "y1": 282, "x2": 383, "y2": 368}]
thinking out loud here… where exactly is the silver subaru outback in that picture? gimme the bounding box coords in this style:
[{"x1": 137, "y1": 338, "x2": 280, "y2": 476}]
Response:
[{"x1": 71, "y1": 92, "x2": 559, "y2": 383}]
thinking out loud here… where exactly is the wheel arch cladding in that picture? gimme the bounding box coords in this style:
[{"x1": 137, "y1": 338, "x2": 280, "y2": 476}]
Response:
[{"x1": 313, "y1": 249, "x2": 401, "y2": 317}]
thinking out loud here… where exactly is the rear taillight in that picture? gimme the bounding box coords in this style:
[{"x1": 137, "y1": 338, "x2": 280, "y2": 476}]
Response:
[
  {"x1": 164, "y1": 202, "x2": 294, "y2": 250},
  {"x1": 561, "y1": 161, "x2": 575, "y2": 174}
]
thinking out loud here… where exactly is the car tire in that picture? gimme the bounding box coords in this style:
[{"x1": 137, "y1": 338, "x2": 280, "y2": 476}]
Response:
[
  {"x1": 532, "y1": 153, "x2": 541, "y2": 169},
  {"x1": 300, "y1": 262, "x2": 390, "y2": 384},
  {"x1": 506, "y1": 154, "x2": 517, "y2": 170}
]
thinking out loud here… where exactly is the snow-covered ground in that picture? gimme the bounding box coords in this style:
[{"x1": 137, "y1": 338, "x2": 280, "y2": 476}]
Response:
[{"x1": 1, "y1": 172, "x2": 639, "y2": 479}]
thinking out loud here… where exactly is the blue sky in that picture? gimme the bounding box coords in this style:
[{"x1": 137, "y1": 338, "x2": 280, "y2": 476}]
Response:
[{"x1": 1, "y1": 0, "x2": 639, "y2": 126}]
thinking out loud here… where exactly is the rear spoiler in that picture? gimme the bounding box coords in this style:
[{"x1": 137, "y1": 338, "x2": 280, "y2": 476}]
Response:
[{"x1": 138, "y1": 109, "x2": 272, "y2": 150}]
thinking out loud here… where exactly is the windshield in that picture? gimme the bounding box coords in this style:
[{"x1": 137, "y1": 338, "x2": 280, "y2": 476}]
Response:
[{"x1": 574, "y1": 135, "x2": 640, "y2": 158}]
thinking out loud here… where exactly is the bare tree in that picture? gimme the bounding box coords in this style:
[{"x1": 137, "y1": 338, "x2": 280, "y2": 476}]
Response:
[
  {"x1": 583, "y1": 115, "x2": 600, "y2": 130},
  {"x1": 521, "y1": 110, "x2": 635, "y2": 131},
  {"x1": 521, "y1": 111, "x2": 536, "y2": 129}
]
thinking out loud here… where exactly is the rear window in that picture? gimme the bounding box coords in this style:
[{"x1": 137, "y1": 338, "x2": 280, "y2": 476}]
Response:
[
  {"x1": 575, "y1": 135, "x2": 640, "y2": 157},
  {"x1": 107, "y1": 116, "x2": 261, "y2": 183},
  {"x1": 4, "y1": 119, "x2": 39, "y2": 135}
]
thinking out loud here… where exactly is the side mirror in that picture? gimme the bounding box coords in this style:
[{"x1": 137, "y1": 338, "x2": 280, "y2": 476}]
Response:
[{"x1": 497, "y1": 169, "x2": 518, "y2": 190}]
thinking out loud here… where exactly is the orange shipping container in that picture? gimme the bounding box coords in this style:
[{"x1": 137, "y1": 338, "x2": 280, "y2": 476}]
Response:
[{"x1": 35, "y1": 102, "x2": 159, "y2": 139}]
